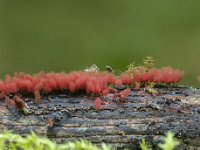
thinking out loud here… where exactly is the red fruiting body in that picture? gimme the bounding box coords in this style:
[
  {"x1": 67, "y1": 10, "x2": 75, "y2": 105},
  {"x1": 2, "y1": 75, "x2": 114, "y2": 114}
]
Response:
[
  {"x1": 95, "y1": 97, "x2": 101, "y2": 111},
  {"x1": 121, "y1": 74, "x2": 132, "y2": 85},
  {"x1": 86, "y1": 81, "x2": 95, "y2": 94},
  {"x1": 132, "y1": 70, "x2": 141, "y2": 83},
  {"x1": 119, "y1": 88, "x2": 131, "y2": 101},
  {"x1": 115, "y1": 79, "x2": 122, "y2": 88},
  {"x1": 134, "y1": 83, "x2": 140, "y2": 90},
  {"x1": 0, "y1": 66, "x2": 183, "y2": 100},
  {"x1": 102, "y1": 88, "x2": 109, "y2": 96},
  {"x1": 34, "y1": 90, "x2": 41, "y2": 104},
  {"x1": 69, "y1": 81, "x2": 76, "y2": 93},
  {"x1": 13, "y1": 96, "x2": 25, "y2": 110}
]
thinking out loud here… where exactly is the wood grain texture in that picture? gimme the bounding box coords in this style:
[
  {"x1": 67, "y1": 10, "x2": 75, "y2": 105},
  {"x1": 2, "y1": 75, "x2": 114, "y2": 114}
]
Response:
[{"x1": 0, "y1": 87, "x2": 199, "y2": 149}]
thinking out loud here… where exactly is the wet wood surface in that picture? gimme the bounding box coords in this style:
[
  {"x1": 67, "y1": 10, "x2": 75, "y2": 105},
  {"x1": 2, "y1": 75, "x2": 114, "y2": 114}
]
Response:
[{"x1": 0, "y1": 87, "x2": 200, "y2": 149}]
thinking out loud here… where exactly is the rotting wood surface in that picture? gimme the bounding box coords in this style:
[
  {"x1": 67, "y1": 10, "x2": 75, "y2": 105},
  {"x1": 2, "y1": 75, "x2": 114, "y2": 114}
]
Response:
[{"x1": 0, "y1": 87, "x2": 200, "y2": 150}]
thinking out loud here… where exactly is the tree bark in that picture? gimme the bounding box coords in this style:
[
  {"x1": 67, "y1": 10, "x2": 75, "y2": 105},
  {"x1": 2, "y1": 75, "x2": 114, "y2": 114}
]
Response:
[{"x1": 0, "y1": 87, "x2": 200, "y2": 149}]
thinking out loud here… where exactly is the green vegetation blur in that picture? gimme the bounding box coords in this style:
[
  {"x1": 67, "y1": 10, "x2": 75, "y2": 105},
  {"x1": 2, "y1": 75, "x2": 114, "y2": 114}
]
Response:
[{"x1": 0, "y1": 1, "x2": 200, "y2": 86}]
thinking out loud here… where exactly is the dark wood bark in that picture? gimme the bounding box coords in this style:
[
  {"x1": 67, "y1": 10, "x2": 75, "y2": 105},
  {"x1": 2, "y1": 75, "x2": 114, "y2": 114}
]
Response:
[{"x1": 0, "y1": 87, "x2": 200, "y2": 149}]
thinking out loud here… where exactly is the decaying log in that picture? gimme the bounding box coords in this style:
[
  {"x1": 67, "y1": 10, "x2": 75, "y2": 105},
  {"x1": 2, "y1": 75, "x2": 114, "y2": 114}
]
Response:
[{"x1": 0, "y1": 87, "x2": 199, "y2": 149}]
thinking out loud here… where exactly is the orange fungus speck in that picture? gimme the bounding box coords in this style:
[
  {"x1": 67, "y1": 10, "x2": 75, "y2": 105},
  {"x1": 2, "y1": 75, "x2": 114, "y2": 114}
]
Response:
[{"x1": 95, "y1": 97, "x2": 101, "y2": 111}]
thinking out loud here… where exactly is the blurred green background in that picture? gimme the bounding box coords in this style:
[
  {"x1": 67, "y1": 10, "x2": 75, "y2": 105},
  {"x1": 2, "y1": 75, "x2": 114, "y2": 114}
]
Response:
[{"x1": 0, "y1": 1, "x2": 200, "y2": 86}]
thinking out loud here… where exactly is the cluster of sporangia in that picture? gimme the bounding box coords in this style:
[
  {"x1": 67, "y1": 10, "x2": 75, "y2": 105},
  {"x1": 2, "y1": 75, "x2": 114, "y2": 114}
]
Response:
[{"x1": 0, "y1": 57, "x2": 184, "y2": 112}]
